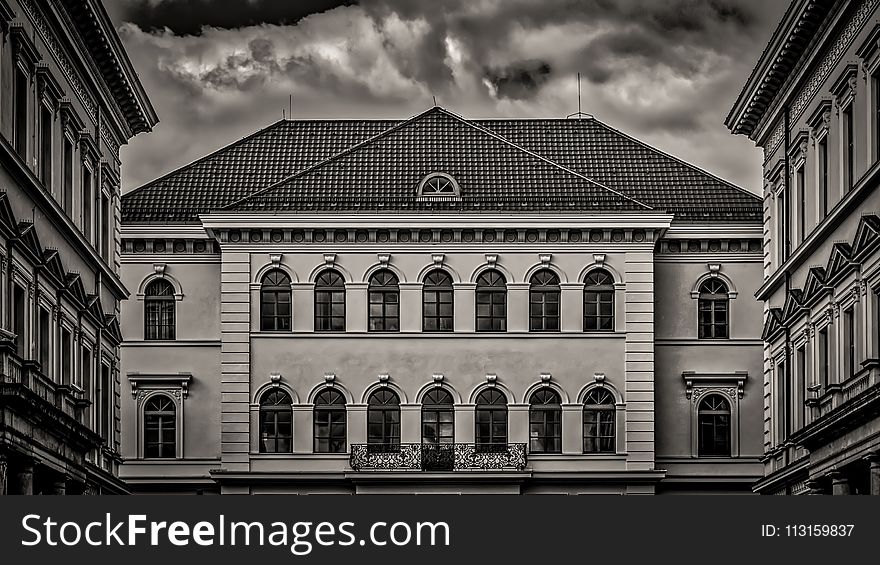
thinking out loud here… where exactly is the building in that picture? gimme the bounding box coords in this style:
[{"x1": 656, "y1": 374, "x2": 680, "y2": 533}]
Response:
[
  {"x1": 727, "y1": 0, "x2": 880, "y2": 494},
  {"x1": 119, "y1": 106, "x2": 765, "y2": 494},
  {"x1": 0, "y1": 0, "x2": 157, "y2": 495}
]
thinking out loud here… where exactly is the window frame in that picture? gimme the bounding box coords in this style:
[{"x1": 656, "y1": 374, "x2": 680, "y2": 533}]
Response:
[
  {"x1": 697, "y1": 394, "x2": 732, "y2": 458},
  {"x1": 368, "y1": 270, "x2": 400, "y2": 332},
  {"x1": 583, "y1": 388, "x2": 616, "y2": 453},
  {"x1": 314, "y1": 269, "x2": 346, "y2": 332},
  {"x1": 260, "y1": 269, "x2": 292, "y2": 332},
  {"x1": 528, "y1": 388, "x2": 562, "y2": 454},
  {"x1": 475, "y1": 270, "x2": 507, "y2": 332},
  {"x1": 313, "y1": 388, "x2": 347, "y2": 453},
  {"x1": 422, "y1": 270, "x2": 454, "y2": 332},
  {"x1": 259, "y1": 389, "x2": 293, "y2": 454},
  {"x1": 529, "y1": 269, "x2": 561, "y2": 332},
  {"x1": 144, "y1": 278, "x2": 176, "y2": 341},
  {"x1": 584, "y1": 269, "x2": 615, "y2": 332},
  {"x1": 698, "y1": 279, "x2": 730, "y2": 339},
  {"x1": 143, "y1": 394, "x2": 177, "y2": 459},
  {"x1": 367, "y1": 389, "x2": 401, "y2": 452},
  {"x1": 475, "y1": 389, "x2": 508, "y2": 453}
]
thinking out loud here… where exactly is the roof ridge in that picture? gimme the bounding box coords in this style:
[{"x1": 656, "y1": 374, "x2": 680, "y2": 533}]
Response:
[
  {"x1": 122, "y1": 118, "x2": 290, "y2": 200},
  {"x1": 589, "y1": 117, "x2": 760, "y2": 201},
  {"x1": 221, "y1": 107, "x2": 443, "y2": 211},
  {"x1": 438, "y1": 108, "x2": 652, "y2": 210}
]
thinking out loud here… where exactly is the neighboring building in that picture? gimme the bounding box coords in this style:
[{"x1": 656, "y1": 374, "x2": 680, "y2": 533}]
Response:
[
  {"x1": 0, "y1": 0, "x2": 157, "y2": 495},
  {"x1": 727, "y1": 0, "x2": 880, "y2": 494},
  {"x1": 119, "y1": 106, "x2": 765, "y2": 494}
]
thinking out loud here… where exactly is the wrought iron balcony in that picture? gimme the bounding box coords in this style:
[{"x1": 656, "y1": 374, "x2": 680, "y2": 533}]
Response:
[{"x1": 349, "y1": 442, "x2": 527, "y2": 471}]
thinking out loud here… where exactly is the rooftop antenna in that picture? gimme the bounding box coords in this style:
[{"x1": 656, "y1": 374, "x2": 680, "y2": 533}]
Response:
[
  {"x1": 566, "y1": 72, "x2": 593, "y2": 120},
  {"x1": 289, "y1": 94, "x2": 293, "y2": 118},
  {"x1": 432, "y1": 95, "x2": 437, "y2": 107}
]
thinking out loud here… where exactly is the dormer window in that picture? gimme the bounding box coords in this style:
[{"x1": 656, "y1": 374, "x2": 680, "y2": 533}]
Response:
[{"x1": 417, "y1": 173, "x2": 461, "y2": 200}]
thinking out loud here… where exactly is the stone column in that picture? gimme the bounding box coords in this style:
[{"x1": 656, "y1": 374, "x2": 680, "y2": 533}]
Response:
[
  {"x1": 50, "y1": 478, "x2": 67, "y2": 496},
  {"x1": 866, "y1": 453, "x2": 880, "y2": 496},
  {"x1": 0, "y1": 453, "x2": 7, "y2": 496},
  {"x1": 829, "y1": 470, "x2": 851, "y2": 495},
  {"x1": 16, "y1": 463, "x2": 34, "y2": 495}
]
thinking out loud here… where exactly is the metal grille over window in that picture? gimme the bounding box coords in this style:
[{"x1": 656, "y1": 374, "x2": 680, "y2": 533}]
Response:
[
  {"x1": 698, "y1": 279, "x2": 729, "y2": 339},
  {"x1": 144, "y1": 279, "x2": 175, "y2": 340}
]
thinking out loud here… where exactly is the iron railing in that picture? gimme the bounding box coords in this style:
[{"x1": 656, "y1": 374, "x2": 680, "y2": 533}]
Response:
[{"x1": 350, "y1": 442, "x2": 527, "y2": 471}]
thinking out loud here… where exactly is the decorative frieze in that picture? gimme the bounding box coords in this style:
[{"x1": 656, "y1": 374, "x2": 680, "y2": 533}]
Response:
[
  {"x1": 657, "y1": 238, "x2": 762, "y2": 254},
  {"x1": 123, "y1": 238, "x2": 220, "y2": 255}
]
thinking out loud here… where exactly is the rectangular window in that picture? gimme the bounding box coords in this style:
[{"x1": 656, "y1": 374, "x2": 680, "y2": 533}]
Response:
[
  {"x1": 61, "y1": 327, "x2": 72, "y2": 385},
  {"x1": 81, "y1": 346, "x2": 92, "y2": 398},
  {"x1": 14, "y1": 69, "x2": 28, "y2": 159},
  {"x1": 101, "y1": 193, "x2": 111, "y2": 263},
  {"x1": 875, "y1": 71, "x2": 880, "y2": 163},
  {"x1": 777, "y1": 191, "x2": 787, "y2": 263},
  {"x1": 796, "y1": 165, "x2": 806, "y2": 244},
  {"x1": 82, "y1": 165, "x2": 93, "y2": 241},
  {"x1": 40, "y1": 105, "x2": 53, "y2": 190},
  {"x1": 13, "y1": 284, "x2": 25, "y2": 358},
  {"x1": 796, "y1": 346, "x2": 806, "y2": 430},
  {"x1": 62, "y1": 136, "x2": 74, "y2": 215},
  {"x1": 818, "y1": 137, "x2": 829, "y2": 218},
  {"x1": 844, "y1": 306, "x2": 855, "y2": 378},
  {"x1": 99, "y1": 363, "x2": 111, "y2": 442},
  {"x1": 776, "y1": 359, "x2": 787, "y2": 442},
  {"x1": 38, "y1": 306, "x2": 50, "y2": 373},
  {"x1": 818, "y1": 326, "x2": 829, "y2": 389},
  {"x1": 844, "y1": 104, "x2": 855, "y2": 192}
]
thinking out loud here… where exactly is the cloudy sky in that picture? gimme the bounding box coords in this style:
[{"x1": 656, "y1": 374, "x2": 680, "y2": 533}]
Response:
[{"x1": 105, "y1": 0, "x2": 787, "y2": 194}]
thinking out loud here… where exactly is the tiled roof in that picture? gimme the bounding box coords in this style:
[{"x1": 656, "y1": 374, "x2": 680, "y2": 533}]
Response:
[{"x1": 122, "y1": 107, "x2": 761, "y2": 223}]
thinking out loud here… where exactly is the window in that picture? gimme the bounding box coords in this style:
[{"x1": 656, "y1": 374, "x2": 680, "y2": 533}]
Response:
[
  {"x1": 583, "y1": 388, "x2": 615, "y2": 453},
  {"x1": 61, "y1": 326, "x2": 71, "y2": 385},
  {"x1": 81, "y1": 346, "x2": 92, "y2": 397},
  {"x1": 796, "y1": 165, "x2": 806, "y2": 244},
  {"x1": 367, "y1": 389, "x2": 400, "y2": 452},
  {"x1": 698, "y1": 279, "x2": 729, "y2": 339},
  {"x1": 62, "y1": 136, "x2": 74, "y2": 215},
  {"x1": 476, "y1": 270, "x2": 507, "y2": 332},
  {"x1": 12, "y1": 284, "x2": 25, "y2": 357},
  {"x1": 422, "y1": 270, "x2": 453, "y2": 332},
  {"x1": 14, "y1": 69, "x2": 28, "y2": 159},
  {"x1": 819, "y1": 137, "x2": 828, "y2": 218},
  {"x1": 314, "y1": 270, "x2": 345, "y2": 332},
  {"x1": 144, "y1": 395, "x2": 176, "y2": 459},
  {"x1": 875, "y1": 71, "x2": 880, "y2": 162},
  {"x1": 260, "y1": 270, "x2": 291, "y2": 332},
  {"x1": 776, "y1": 359, "x2": 787, "y2": 441},
  {"x1": 82, "y1": 165, "x2": 93, "y2": 241},
  {"x1": 368, "y1": 270, "x2": 399, "y2": 332},
  {"x1": 422, "y1": 388, "x2": 454, "y2": 471},
  {"x1": 844, "y1": 104, "x2": 855, "y2": 192},
  {"x1": 698, "y1": 395, "x2": 731, "y2": 457},
  {"x1": 98, "y1": 363, "x2": 111, "y2": 442},
  {"x1": 38, "y1": 306, "x2": 50, "y2": 373},
  {"x1": 529, "y1": 388, "x2": 561, "y2": 454},
  {"x1": 584, "y1": 269, "x2": 615, "y2": 331},
  {"x1": 40, "y1": 105, "x2": 52, "y2": 190},
  {"x1": 101, "y1": 193, "x2": 111, "y2": 262},
  {"x1": 777, "y1": 190, "x2": 787, "y2": 263},
  {"x1": 313, "y1": 388, "x2": 346, "y2": 453},
  {"x1": 796, "y1": 345, "x2": 806, "y2": 430},
  {"x1": 417, "y1": 173, "x2": 459, "y2": 198},
  {"x1": 529, "y1": 269, "x2": 560, "y2": 332},
  {"x1": 818, "y1": 326, "x2": 829, "y2": 389},
  {"x1": 259, "y1": 389, "x2": 292, "y2": 453},
  {"x1": 145, "y1": 279, "x2": 176, "y2": 340},
  {"x1": 475, "y1": 389, "x2": 507, "y2": 453},
  {"x1": 844, "y1": 306, "x2": 855, "y2": 377}
]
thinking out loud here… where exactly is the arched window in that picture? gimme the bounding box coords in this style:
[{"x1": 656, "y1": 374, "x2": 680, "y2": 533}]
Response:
[
  {"x1": 698, "y1": 279, "x2": 729, "y2": 339},
  {"x1": 423, "y1": 270, "x2": 454, "y2": 332},
  {"x1": 422, "y1": 388, "x2": 454, "y2": 470},
  {"x1": 259, "y1": 389, "x2": 293, "y2": 453},
  {"x1": 529, "y1": 388, "x2": 561, "y2": 453},
  {"x1": 144, "y1": 279, "x2": 175, "y2": 340},
  {"x1": 475, "y1": 389, "x2": 508, "y2": 453},
  {"x1": 315, "y1": 270, "x2": 346, "y2": 332},
  {"x1": 314, "y1": 388, "x2": 346, "y2": 453},
  {"x1": 583, "y1": 388, "x2": 615, "y2": 453},
  {"x1": 368, "y1": 270, "x2": 400, "y2": 332},
  {"x1": 260, "y1": 270, "x2": 291, "y2": 331},
  {"x1": 529, "y1": 269, "x2": 560, "y2": 332},
  {"x1": 584, "y1": 269, "x2": 615, "y2": 332},
  {"x1": 367, "y1": 389, "x2": 400, "y2": 452},
  {"x1": 476, "y1": 270, "x2": 507, "y2": 332},
  {"x1": 144, "y1": 394, "x2": 176, "y2": 458},
  {"x1": 698, "y1": 395, "x2": 731, "y2": 457}
]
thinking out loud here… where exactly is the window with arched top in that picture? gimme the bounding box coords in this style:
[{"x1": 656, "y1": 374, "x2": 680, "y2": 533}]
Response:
[
  {"x1": 698, "y1": 395, "x2": 731, "y2": 457},
  {"x1": 367, "y1": 389, "x2": 400, "y2": 452},
  {"x1": 259, "y1": 389, "x2": 293, "y2": 453},
  {"x1": 529, "y1": 388, "x2": 561, "y2": 454},
  {"x1": 144, "y1": 279, "x2": 176, "y2": 340},
  {"x1": 698, "y1": 279, "x2": 729, "y2": 339},
  {"x1": 475, "y1": 389, "x2": 508, "y2": 453},
  {"x1": 313, "y1": 388, "x2": 346, "y2": 453},
  {"x1": 476, "y1": 270, "x2": 507, "y2": 332},
  {"x1": 260, "y1": 270, "x2": 292, "y2": 332},
  {"x1": 144, "y1": 394, "x2": 176, "y2": 458},
  {"x1": 368, "y1": 270, "x2": 400, "y2": 332},
  {"x1": 583, "y1": 388, "x2": 616, "y2": 453},
  {"x1": 315, "y1": 269, "x2": 346, "y2": 332},
  {"x1": 529, "y1": 269, "x2": 560, "y2": 332},
  {"x1": 422, "y1": 388, "x2": 454, "y2": 470},
  {"x1": 423, "y1": 270, "x2": 454, "y2": 332},
  {"x1": 417, "y1": 173, "x2": 460, "y2": 198},
  {"x1": 584, "y1": 269, "x2": 615, "y2": 332}
]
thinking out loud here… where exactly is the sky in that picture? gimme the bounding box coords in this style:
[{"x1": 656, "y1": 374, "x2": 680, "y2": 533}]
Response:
[{"x1": 105, "y1": 0, "x2": 789, "y2": 195}]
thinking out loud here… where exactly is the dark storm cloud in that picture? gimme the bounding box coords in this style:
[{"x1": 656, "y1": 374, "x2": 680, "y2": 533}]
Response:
[
  {"x1": 109, "y1": 0, "x2": 357, "y2": 35},
  {"x1": 486, "y1": 60, "x2": 552, "y2": 100}
]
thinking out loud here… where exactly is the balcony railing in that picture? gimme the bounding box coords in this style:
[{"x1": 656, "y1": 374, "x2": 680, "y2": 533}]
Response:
[
  {"x1": 810, "y1": 361, "x2": 880, "y2": 420},
  {"x1": 350, "y1": 443, "x2": 527, "y2": 471},
  {"x1": 0, "y1": 344, "x2": 86, "y2": 425}
]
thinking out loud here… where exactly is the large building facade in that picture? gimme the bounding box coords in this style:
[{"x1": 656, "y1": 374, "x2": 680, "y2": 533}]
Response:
[
  {"x1": 120, "y1": 108, "x2": 765, "y2": 494},
  {"x1": 727, "y1": 0, "x2": 880, "y2": 494},
  {"x1": 0, "y1": 0, "x2": 156, "y2": 495}
]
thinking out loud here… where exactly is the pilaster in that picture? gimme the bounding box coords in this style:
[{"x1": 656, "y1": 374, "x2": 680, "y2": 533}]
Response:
[
  {"x1": 220, "y1": 250, "x2": 252, "y2": 472},
  {"x1": 624, "y1": 251, "x2": 655, "y2": 470}
]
